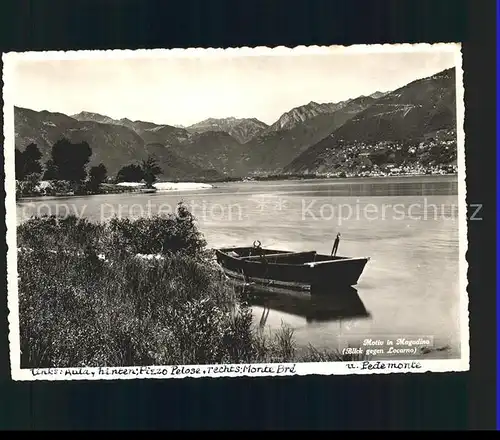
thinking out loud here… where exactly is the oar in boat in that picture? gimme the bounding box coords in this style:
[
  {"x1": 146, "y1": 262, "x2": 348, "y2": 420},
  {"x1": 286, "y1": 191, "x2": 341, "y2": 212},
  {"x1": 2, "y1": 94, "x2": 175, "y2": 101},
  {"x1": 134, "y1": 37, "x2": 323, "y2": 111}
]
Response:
[{"x1": 331, "y1": 233, "x2": 341, "y2": 256}]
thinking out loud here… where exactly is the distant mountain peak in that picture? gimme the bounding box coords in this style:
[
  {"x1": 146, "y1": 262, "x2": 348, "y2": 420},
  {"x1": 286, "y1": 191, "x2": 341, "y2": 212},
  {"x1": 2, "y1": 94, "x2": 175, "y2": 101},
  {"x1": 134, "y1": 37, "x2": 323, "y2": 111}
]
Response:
[
  {"x1": 186, "y1": 116, "x2": 268, "y2": 143},
  {"x1": 369, "y1": 91, "x2": 388, "y2": 99},
  {"x1": 266, "y1": 100, "x2": 344, "y2": 132},
  {"x1": 71, "y1": 111, "x2": 118, "y2": 125},
  {"x1": 72, "y1": 110, "x2": 109, "y2": 119},
  {"x1": 431, "y1": 66, "x2": 455, "y2": 79}
]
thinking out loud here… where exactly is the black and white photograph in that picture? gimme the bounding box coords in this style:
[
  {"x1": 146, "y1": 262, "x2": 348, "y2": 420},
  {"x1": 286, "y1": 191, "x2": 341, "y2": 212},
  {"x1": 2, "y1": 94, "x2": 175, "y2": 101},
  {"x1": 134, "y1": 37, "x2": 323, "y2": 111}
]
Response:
[{"x1": 4, "y1": 44, "x2": 468, "y2": 380}]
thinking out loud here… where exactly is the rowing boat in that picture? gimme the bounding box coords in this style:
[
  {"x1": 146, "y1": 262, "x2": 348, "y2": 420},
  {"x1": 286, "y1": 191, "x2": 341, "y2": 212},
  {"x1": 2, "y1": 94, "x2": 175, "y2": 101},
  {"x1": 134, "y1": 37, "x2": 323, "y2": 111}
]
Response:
[{"x1": 215, "y1": 243, "x2": 370, "y2": 294}]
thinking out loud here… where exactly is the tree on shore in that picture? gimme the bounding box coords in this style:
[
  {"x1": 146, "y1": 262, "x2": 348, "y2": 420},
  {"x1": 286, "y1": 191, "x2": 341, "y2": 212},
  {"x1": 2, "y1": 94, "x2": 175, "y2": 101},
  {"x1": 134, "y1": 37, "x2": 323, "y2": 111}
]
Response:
[
  {"x1": 87, "y1": 163, "x2": 108, "y2": 193},
  {"x1": 43, "y1": 159, "x2": 58, "y2": 180},
  {"x1": 140, "y1": 155, "x2": 162, "y2": 188},
  {"x1": 15, "y1": 149, "x2": 24, "y2": 179},
  {"x1": 15, "y1": 143, "x2": 43, "y2": 180},
  {"x1": 116, "y1": 164, "x2": 144, "y2": 183},
  {"x1": 116, "y1": 155, "x2": 162, "y2": 187},
  {"x1": 48, "y1": 139, "x2": 92, "y2": 183}
]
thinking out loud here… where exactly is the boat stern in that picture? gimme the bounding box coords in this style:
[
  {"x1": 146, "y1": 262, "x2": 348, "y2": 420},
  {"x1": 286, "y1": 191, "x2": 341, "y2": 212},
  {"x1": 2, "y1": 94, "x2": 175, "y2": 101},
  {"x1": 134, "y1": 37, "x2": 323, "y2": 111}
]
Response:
[{"x1": 307, "y1": 256, "x2": 370, "y2": 290}]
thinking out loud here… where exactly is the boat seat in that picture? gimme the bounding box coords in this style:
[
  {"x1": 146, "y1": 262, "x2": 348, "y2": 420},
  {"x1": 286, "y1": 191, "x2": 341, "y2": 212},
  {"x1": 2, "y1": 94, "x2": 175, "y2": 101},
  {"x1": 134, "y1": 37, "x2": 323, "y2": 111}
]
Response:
[{"x1": 240, "y1": 251, "x2": 316, "y2": 261}]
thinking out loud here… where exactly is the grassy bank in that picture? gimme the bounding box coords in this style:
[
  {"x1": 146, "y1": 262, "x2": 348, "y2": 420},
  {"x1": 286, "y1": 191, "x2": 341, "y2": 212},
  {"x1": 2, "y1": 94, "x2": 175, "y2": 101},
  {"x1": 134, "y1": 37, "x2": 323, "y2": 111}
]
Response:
[{"x1": 17, "y1": 204, "x2": 358, "y2": 368}]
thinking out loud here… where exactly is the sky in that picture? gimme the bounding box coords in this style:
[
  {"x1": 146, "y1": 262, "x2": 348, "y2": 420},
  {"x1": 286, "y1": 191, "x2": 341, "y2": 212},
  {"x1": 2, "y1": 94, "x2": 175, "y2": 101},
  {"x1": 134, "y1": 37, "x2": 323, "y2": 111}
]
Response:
[{"x1": 11, "y1": 47, "x2": 458, "y2": 127}]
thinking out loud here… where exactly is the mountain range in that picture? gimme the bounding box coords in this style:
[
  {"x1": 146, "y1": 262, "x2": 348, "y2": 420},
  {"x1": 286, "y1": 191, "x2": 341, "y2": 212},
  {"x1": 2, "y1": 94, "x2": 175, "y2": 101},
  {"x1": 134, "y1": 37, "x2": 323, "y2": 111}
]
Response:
[
  {"x1": 13, "y1": 68, "x2": 457, "y2": 180},
  {"x1": 284, "y1": 68, "x2": 457, "y2": 174},
  {"x1": 185, "y1": 117, "x2": 268, "y2": 144}
]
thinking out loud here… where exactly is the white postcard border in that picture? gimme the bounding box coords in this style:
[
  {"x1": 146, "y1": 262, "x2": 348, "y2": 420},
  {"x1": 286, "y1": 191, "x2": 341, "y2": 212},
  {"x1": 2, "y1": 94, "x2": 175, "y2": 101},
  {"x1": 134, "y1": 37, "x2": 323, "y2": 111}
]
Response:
[{"x1": 3, "y1": 43, "x2": 469, "y2": 381}]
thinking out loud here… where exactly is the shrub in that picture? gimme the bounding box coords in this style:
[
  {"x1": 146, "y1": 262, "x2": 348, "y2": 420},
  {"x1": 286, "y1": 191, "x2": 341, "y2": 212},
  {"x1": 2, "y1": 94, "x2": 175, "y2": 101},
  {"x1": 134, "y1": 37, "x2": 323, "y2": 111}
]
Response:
[
  {"x1": 18, "y1": 247, "x2": 298, "y2": 367},
  {"x1": 17, "y1": 207, "x2": 261, "y2": 368},
  {"x1": 17, "y1": 215, "x2": 105, "y2": 254},
  {"x1": 17, "y1": 203, "x2": 207, "y2": 259},
  {"x1": 15, "y1": 173, "x2": 43, "y2": 198},
  {"x1": 17, "y1": 206, "x2": 347, "y2": 368},
  {"x1": 40, "y1": 180, "x2": 74, "y2": 196},
  {"x1": 105, "y1": 203, "x2": 206, "y2": 257}
]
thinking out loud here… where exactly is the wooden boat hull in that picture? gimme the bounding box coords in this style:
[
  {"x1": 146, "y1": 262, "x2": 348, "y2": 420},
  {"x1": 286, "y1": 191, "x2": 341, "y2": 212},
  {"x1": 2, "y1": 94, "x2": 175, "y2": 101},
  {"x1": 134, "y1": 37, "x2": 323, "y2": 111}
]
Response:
[{"x1": 215, "y1": 246, "x2": 369, "y2": 293}]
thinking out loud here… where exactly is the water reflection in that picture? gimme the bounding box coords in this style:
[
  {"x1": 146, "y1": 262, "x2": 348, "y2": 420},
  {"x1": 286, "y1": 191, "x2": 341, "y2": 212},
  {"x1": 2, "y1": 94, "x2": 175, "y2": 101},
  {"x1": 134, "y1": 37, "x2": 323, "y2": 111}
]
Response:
[{"x1": 238, "y1": 283, "x2": 371, "y2": 326}]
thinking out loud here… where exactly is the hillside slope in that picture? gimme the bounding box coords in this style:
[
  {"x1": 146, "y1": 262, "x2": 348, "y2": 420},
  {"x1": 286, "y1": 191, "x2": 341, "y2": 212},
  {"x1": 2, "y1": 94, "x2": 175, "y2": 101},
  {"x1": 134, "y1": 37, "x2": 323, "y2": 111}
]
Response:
[
  {"x1": 15, "y1": 107, "x2": 222, "y2": 180},
  {"x1": 244, "y1": 96, "x2": 378, "y2": 173},
  {"x1": 284, "y1": 68, "x2": 457, "y2": 174},
  {"x1": 73, "y1": 111, "x2": 192, "y2": 145},
  {"x1": 169, "y1": 131, "x2": 248, "y2": 176}
]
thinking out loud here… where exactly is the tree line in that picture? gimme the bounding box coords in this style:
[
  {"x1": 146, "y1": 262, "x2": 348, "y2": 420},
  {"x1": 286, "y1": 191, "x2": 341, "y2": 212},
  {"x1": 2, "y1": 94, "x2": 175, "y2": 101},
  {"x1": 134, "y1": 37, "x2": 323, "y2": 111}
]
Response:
[{"x1": 16, "y1": 138, "x2": 163, "y2": 196}]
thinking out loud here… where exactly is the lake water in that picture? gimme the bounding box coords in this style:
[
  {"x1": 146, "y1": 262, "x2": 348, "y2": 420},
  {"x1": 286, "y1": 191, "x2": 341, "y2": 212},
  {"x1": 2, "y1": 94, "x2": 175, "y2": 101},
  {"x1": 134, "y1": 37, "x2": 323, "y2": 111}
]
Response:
[{"x1": 16, "y1": 175, "x2": 463, "y2": 359}]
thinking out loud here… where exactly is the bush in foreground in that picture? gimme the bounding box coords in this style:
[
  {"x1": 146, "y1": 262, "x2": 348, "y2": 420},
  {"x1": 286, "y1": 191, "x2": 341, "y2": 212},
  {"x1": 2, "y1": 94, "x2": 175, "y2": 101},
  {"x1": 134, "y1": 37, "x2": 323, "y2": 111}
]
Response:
[
  {"x1": 17, "y1": 203, "x2": 207, "y2": 258},
  {"x1": 17, "y1": 209, "x2": 352, "y2": 368}
]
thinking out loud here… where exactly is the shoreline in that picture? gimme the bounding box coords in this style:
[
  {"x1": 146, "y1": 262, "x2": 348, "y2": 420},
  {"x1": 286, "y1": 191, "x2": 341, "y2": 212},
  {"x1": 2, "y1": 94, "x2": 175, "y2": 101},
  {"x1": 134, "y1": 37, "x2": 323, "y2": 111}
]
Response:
[
  {"x1": 212, "y1": 172, "x2": 458, "y2": 184},
  {"x1": 16, "y1": 180, "x2": 215, "y2": 201},
  {"x1": 16, "y1": 173, "x2": 458, "y2": 201}
]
